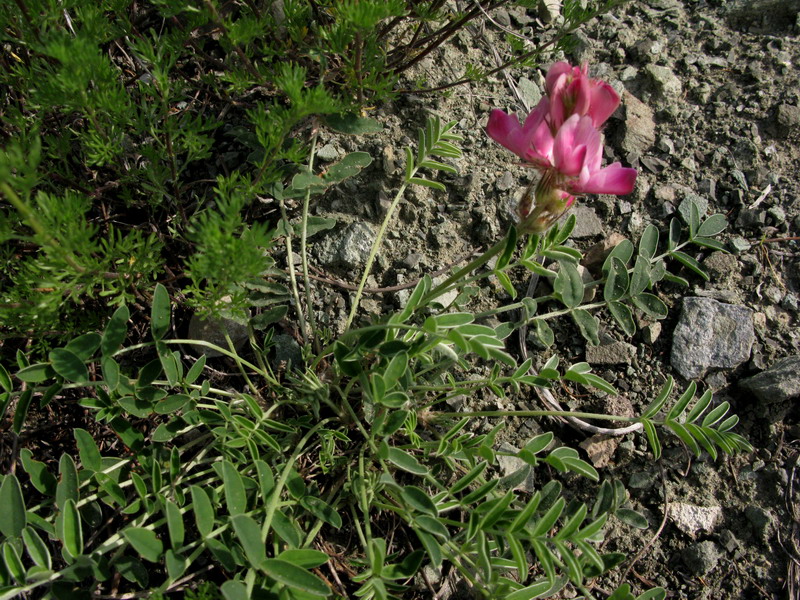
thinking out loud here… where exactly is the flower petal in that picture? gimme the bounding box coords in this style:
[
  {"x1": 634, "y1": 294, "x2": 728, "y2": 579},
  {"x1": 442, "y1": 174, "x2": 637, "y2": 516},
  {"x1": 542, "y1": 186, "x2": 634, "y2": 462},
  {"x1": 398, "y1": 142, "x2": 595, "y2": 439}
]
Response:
[
  {"x1": 486, "y1": 109, "x2": 530, "y2": 159},
  {"x1": 587, "y1": 81, "x2": 620, "y2": 127},
  {"x1": 580, "y1": 163, "x2": 637, "y2": 195}
]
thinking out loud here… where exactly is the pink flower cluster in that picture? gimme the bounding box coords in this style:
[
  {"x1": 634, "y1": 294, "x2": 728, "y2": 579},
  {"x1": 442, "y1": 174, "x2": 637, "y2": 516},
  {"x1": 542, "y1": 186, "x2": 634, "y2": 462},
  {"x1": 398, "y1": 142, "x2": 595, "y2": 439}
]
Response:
[{"x1": 486, "y1": 62, "x2": 637, "y2": 233}]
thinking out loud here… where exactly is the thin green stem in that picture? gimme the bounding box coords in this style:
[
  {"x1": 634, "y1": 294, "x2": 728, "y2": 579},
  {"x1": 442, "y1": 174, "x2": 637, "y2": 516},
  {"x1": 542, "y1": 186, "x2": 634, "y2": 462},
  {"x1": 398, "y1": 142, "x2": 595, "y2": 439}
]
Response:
[
  {"x1": 344, "y1": 179, "x2": 411, "y2": 331},
  {"x1": 432, "y1": 409, "x2": 640, "y2": 422},
  {"x1": 301, "y1": 133, "x2": 319, "y2": 350},
  {"x1": 420, "y1": 236, "x2": 508, "y2": 306},
  {"x1": 261, "y1": 418, "x2": 334, "y2": 543},
  {"x1": 278, "y1": 196, "x2": 310, "y2": 345}
]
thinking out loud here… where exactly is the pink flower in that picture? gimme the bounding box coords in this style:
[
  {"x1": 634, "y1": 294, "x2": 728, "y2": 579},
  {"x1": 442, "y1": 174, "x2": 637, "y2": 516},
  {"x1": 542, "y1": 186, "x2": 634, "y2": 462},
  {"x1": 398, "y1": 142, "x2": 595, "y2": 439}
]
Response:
[
  {"x1": 487, "y1": 111, "x2": 636, "y2": 197},
  {"x1": 553, "y1": 115, "x2": 637, "y2": 196},
  {"x1": 545, "y1": 61, "x2": 620, "y2": 128}
]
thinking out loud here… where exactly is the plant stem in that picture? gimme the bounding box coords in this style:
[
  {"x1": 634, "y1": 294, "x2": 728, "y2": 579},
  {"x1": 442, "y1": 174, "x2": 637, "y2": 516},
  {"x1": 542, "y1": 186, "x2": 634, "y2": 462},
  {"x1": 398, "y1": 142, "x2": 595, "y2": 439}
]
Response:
[
  {"x1": 278, "y1": 195, "x2": 310, "y2": 345},
  {"x1": 419, "y1": 235, "x2": 509, "y2": 306},
  {"x1": 432, "y1": 409, "x2": 640, "y2": 423},
  {"x1": 343, "y1": 179, "x2": 411, "y2": 331},
  {"x1": 301, "y1": 133, "x2": 319, "y2": 350}
]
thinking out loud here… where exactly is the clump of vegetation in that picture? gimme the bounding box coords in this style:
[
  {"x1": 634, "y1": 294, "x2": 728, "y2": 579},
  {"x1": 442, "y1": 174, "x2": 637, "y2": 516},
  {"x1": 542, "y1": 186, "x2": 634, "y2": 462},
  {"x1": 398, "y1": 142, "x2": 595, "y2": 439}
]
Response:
[{"x1": 0, "y1": 2, "x2": 749, "y2": 600}]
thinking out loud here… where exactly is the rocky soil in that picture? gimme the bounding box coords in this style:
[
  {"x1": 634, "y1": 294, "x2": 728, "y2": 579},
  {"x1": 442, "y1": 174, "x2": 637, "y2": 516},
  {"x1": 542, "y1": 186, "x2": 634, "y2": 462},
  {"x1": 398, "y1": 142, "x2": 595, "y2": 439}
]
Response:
[{"x1": 298, "y1": 0, "x2": 800, "y2": 598}]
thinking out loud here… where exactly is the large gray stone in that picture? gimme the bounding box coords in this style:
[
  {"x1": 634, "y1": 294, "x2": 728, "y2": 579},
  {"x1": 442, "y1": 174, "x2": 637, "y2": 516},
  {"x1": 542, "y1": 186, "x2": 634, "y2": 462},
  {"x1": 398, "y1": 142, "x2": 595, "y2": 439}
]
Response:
[
  {"x1": 683, "y1": 541, "x2": 722, "y2": 576},
  {"x1": 671, "y1": 297, "x2": 755, "y2": 379},
  {"x1": 620, "y1": 91, "x2": 656, "y2": 155},
  {"x1": 315, "y1": 221, "x2": 375, "y2": 270},
  {"x1": 739, "y1": 356, "x2": 800, "y2": 404},
  {"x1": 570, "y1": 205, "x2": 604, "y2": 238}
]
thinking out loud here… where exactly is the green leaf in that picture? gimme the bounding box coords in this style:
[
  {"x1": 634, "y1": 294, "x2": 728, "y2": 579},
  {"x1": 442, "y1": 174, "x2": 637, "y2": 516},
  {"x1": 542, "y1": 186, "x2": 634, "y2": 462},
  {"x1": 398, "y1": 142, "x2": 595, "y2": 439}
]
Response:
[
  {"x1": 671, "y1": 250, "x2": 709, "y2": 280},
  {"x1": 123, "y1": 527, "x2": 163, "y2": 562},
  {"x1": 0, "y1": 365, "x2": 11, "y2": 393},
  {"x1": 554, "y1": 261, "x2": 584, "y2": 309},
  {"x1": 534, "y1": 319, "x2": 554, "y2": 347},
  {"x1": 696, "y1": 214, "x2": 727, "y2": 237},
  {"x1": 278, "y1": 549, "x2": 330, "y2": 569},
  {"x1": 638, "y1": 225, "x2": 659, "y2": 259},
  {"x1": 701, "y1": 401, "x2": 730, "y2": 428},
  {"x1": 667, "y1": 421, "x2": 700, "y2": 456},
  {"x1": 20, "y1": 450, "x2": 56, "y2": 496},
  {"x1": 407, "y1": 177, "x2": 445, "y2": 190},
  {"x1": 667, "y1": 218, "x2": 681, "y2": 251},
  {"x1": 221, "y1": 581, "x2": 249, "y2": 600},
  {"x1": 386, "y1": 448, "x2": 428, "y2": 475},
  {"x1": 637, "y1": 589, "x2": 667, "y2": 600},
  {"x1": 629, "y1": 256, "x2": 650, "y2": 297},
  {"x1": 190, "y1": 485, "x2": 215, "y2": 538},
  {"x1": 668, "y1": 381, "x2": 696, "y2": 420},
  {"x1": 231, "y1": 514, "x2": 266, "y2": 568},
  {"x1": 495, "y1": 270, "x2": 517, "y2": 298},
  {"x1": 692, "y1": 236, "x2": 727, "y2": 251},
  {"x1": 496, "y1": 227, "x2": 518, "y2": 271},
  {"x1": 0, "y1": 475, "x2": 26, "y2": 538},
  {"x1": 48, "y1": 348, "x2": 89, "y2": 383},
  {"x1": 2, "y1": 542, "x2": 24, "y2": 583},
  {"x1": 155, "y1": 394, "x2": 191, "y2": 415},
  {"x1": 685, "y1": 389, "x2": 713, "y2": 424},
  {"x1": 185, "y1": 354, "x2": 206, "y2": 384},
  {"x1": 73, "y1": 429, "x2": 102, "y2": 472},
  {"x1": 641, "y1": 377, "x2": 673, "y2": 419},
  {"x1": 450, "y1": 462, "x2": 488, "y2": 494},
  {"x1": 615, "y1": 508, "x2": 649, "y2": 530},
  {"x1": 400, "y1": 486, "x2": 438, "y2": 516},
  {"x1": 222, "y1": 461, "x2": 247, "y2": 516},
  {"x1": 101, "y1": 305, "x2": 130, "y2": 356},
  {"x1": 60, "y1": 499, "x2": 83, "y2": 557},
  {"x1": 604, "y1": 257, "x2": 629, "y2": 302},
  {"x1": 56, "y1": 454, "x2": 79, "y2": 510},
  {"x1": 531, "y1": 497, "x2": 565, "y2": 537},
  {"x1": 630, "y1": 293, "x2": 668, "y2": 319},
  {"x1": 571, "y1": 309, "x2": 599, "y2": 346},
  {"x1": 260, "y1": 559, "x2": 331, "y2": 596},
  {"x1": 16, "y1": 363, "x2": 54, "y2": 383},
  {"x1": 65, "y1": 333, "x2": 101, "y2": 361},
  {"x1": 300, "y1": 496, "x2": 342, "y2": 529},
  {"x1": 324, "y1": 113, "x2": 383, "y2": 134},
  {"x1": 151, "y1": 284, "x2": 171, "y2": 341},
  {"x1": 271, "y1": 510, "x2": 302, "y2": 548},
  {"x1": 641, "y1": 419, "x2": 661, "y2": 459},
  {"x1": 415, "y1": 529, "x2": 442, "y2": 569},
  {"x1": 164, "y1": 500, "x2": 184, "y2": 549},
  {"x1": 607, "y1": 301, "x2": 636, "y2": 336},
  {"x1": 22, "y1": 527, "x2": 50, "y2": 569},
  {"x1": 602, "y1": 239, "x2": 633, "y2": 272},
  {"x1": 251, "y1": 305, "x2": 289, "y2": 330},
  {"x1": 12, "y1": 389, "x2": 32, "y2": 435}
]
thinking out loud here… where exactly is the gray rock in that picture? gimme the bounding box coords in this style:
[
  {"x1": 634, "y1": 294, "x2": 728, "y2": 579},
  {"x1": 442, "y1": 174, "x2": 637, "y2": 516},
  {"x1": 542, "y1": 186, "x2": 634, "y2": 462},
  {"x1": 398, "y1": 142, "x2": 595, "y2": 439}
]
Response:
[
  {"x1": 496, "y1": 171, "x2": 516, "y2": 192},
  {"x1": 671, "y1": 502, "x2": 723, "y2": 537},
  {"x1": 620, "y1": 91, "x2": 656, "y2": 155},
  {"x1": 729, "y1": 237, "x2": 752, "y2": 253},
  {"x1": 188, "y1": 310, "x2": 249, "y2": 358},
  {"x1": 586, "y1": 341, "x2": 636, "y2": 365},
  {"x1": 497, "y1": 443, "x2": 536, "y2": 493},
  {"x1": 316, "y1": 143, "x2": 341, "y2": 162},
  {"x1": 517, "y1": 77, "x2": 542, "y2": 112},
  {"x1": 570, "y1": 205, "x2": 604, "y2": 238},
  {"x1": 725, "y1": 0, "x2": 800, "y2": 32},
  {"x1": 272, "y1": 334, "x2": 303, "y2": 370},
  {"x1": 538, "y1": 0, "x2": 561, "y2": 23},
  {"x1": 739, "y1": 356, "x2": 800, "y2": 404},
  {"x1": 776, "y1": 104, "x2": 800, "y2": 138},
  {"x1": 671, "y1": 297, "x2": 755, "y2": 379},
  {"x1": 683, "y1": 541, "x2": 722, "y2": 576},
  {"x1": 645, "y1": 64, "x2": 683, "y2": 100},
  {"x1": 315, "y1": 222, "x2": 376, "y2": 270},
  {"x1": 678, "y1": 194, "x2": 708, "y2": 226},
  {"x1": 736, "y1": 209, "x2": 767, "y2": 229}
]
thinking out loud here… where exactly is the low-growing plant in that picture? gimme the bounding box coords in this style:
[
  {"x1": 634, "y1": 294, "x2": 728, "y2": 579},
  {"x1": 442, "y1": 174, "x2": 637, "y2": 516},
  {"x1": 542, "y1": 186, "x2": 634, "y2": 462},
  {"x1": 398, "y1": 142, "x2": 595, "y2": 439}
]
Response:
[
  {"x1": 0, "y1": 0, "x2": 616, "y2": 342},
  {"x1": 0, "y1": 107, "x2": 750, "y2": 600}
]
